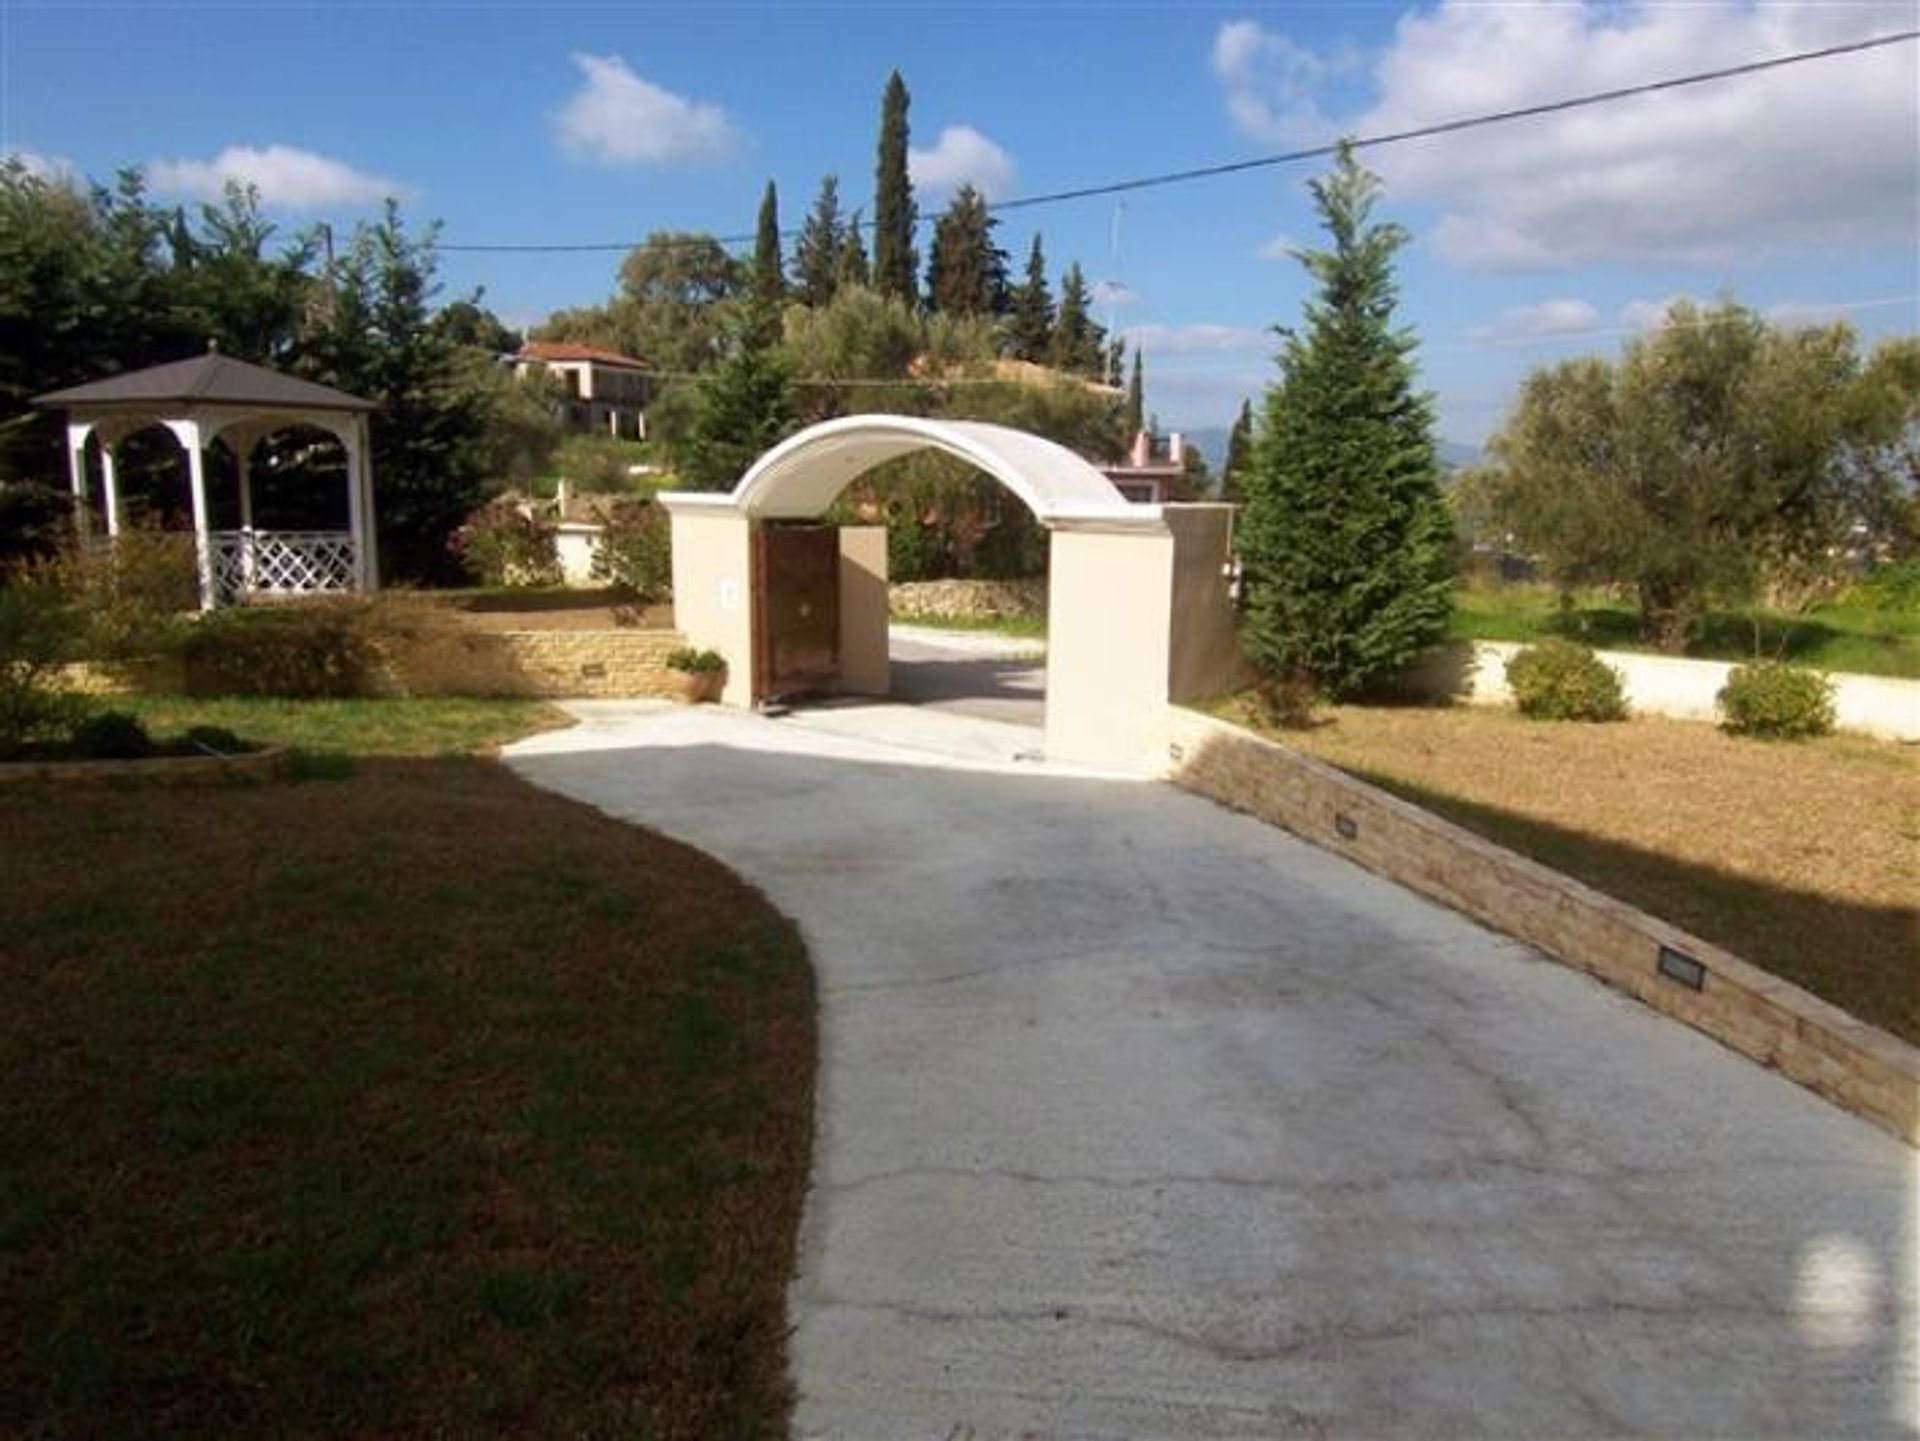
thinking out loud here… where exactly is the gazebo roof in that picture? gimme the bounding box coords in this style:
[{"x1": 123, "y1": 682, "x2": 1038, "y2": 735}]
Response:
[{"x1": 33, "y1": 351, "x2": 374, "y2": 414}]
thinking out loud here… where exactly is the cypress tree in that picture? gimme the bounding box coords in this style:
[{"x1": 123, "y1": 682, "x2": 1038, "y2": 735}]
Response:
[
  {"x1": 794, "y1": 175, "x2": 845, "y2": 307},
  {"x1": 838, "y1": 211, "x2": 870, "y2": 289},
  {"x1": 872, "y1": 70, "x2": 918, "y2": 305},
  {"x1": 1125, "y1": 348, "x2": 1145, "y2": 434},
  {"x1": 1238, "y1": 143, "x2": 1453, "y2": 698},
  {"x1": 681, "y1": 299, "x2": 797, "y2": 492},
  {"x1": 1049, "y1": 263, "x2": 1104, "y2": 378},
  {"x1": 752, "y1": 179, "x2": 784, "y2": 307},
  {"x1": 926, "y1": 182, "x2": 1007, "y2": 317},
  {"x1": 1004, "y1": 235, "x2": 1053, "y2": 361},
  {"x1": 1220, "y1": 397, "x2": 1255, "y2": 502}
]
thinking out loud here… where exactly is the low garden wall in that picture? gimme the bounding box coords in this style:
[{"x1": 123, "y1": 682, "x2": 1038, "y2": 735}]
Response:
[
  {"x1": 377, "y1": 628, "x2": 689, "y2": 700},
  {"x1": 890, "y1": 578, "x2": 1046, "y2": 621},
  {"x1": 1165, "y1": 707, "x2": 1920, "y2": 1147},
  {"x1": 1413, "y1": 640, "x2": 1920, "y2": 742},
  {"x1": 0, "y1": 745, "x2": 292, "y2": 787}
]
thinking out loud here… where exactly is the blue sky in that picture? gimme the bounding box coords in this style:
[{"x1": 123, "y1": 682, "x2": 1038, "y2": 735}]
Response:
[{"x1": 5, "y1": 1, "x2": 1917, "y2": 448}]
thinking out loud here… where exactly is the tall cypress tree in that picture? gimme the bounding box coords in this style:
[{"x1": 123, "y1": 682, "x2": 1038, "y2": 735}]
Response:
[
  {"x1": 1004, "y1": 235, "x2": 1053, "y2": 361},
  {"x1": 838, "y1": 211, "x2": 870, "y2": 289},
  {"x1": 794, "y1": 175, "x2": 845, "y2": 307},
  {"x1": 926, "y1": 183, "x2": 1006, "y2": 317},
  {"x1": 1125, "y1": 348, "x2": 1145, "y2": 434},
  {"x1": 1220, "y1": 397, "x2": 1255, "y2": 502},
  {"x1": 752, "y1": 179, "x2": 784, "y2": 307},
  {"x1": 872, "y1": 71, "x2": 918, "y2": 305},
  {"x1": 1049, "y1": 262, "x2": 1104, "y2": 378},
  {"x1": 1238, "y1": 143, "x2": 1453, "y2": 698}
]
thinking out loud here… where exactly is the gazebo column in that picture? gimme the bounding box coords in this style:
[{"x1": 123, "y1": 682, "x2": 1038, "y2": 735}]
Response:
[
  {"x1": 64, "y1": 422, "x2": 92, "y2": 538},
  {"x1": 98, "y1": 441, "x2": 124, "y2": 538},
  {"x1": 348, "y1": 413, "x2": 379, "y2": 592},
  {"x1": 233, "y1": 434, "x2": 258, "y2": 593},
  {"x1": 167, "y1": 419, "x2": 216, "y2": 610}
]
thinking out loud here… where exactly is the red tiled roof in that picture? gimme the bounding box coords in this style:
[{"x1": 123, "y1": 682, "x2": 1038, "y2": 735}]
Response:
[{"x1": 518, "y1": 341, "x2": 649, "y2": 371}]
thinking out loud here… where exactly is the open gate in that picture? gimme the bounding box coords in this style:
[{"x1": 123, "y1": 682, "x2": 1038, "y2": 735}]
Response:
[{"x1": 754, "y1": 522, "x2": 840, "y2": 702}]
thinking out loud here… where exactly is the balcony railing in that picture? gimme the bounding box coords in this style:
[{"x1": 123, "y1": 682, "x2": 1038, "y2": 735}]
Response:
[{"x1": 211, "y1": 530, "x2": 358, "y2": 603}]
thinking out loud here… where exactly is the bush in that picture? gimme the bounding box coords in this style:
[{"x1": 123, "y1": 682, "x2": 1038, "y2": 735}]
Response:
[
  {"x1": 181, "y1": 724, "x2": 252, "y2": 754},
  {"x1": 1717, "y1": 661, "x2": 1835, "y2": 739},
  {"x1": 591, "y1": 499, "x2": 672, "y2": 603},
  {"x1": 1840, "y1": 559, "x2": 1920, "y2": 613},
  {"x1": 0, "y1": 578, "x2": 91, "y2": 754},
  {"x1": 181, "y1": 604, "x2": 382, "y2": 698},
  {"x1": 448, "y1": 498, "x2": 561, "y2": 587},
  {"x1": 665, "y1": 647, "x2": 725, "y2": 674},
  {"x1": 69, "y1": 710, "x2": 153, "y2": 760},
  {"x1": 38, "y1": 526, "x2": 198, "y2": 659},
  {"x1": 1505, "y1": 639, "x2": 1628, "y2": 721},
  {"x1": 0, "y1": 482, "x2": 74, "y2": 571}
]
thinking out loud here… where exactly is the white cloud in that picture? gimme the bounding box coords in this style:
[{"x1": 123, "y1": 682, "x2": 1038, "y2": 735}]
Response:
[
  {"x1": 1123, "y1": 322, "x2": 1267, "y2": 354},
  {"x1": 554, "y1": 53, "x2": 737, "y2": 166},
  {"x1": 1765, "y1": 299, "x2": 1856, "y2": 329},
  {"x1": 909, "y1": 125, "x2": 1015, "y2": 200},
  {"x1": 7, "y1": 148, "x2": 74, "y2": 181},
  {"x1": 1255, "y1": 232, "x2": 1298, "y2": 261},
  {"x1": 148, "y1": 145, "x2": 406, "y2": 209},
  {"x1": 1620, "y1": 295, "x2": 1692, "y2": 331},
  {"x1": 1469, "y1": 298, "x2": 1601, "y2": 342},
  {"x1": 1212, "y1": 19, "x2": 1347, "y2": 147},
  {"x1": 1215, "y1": 3, "x2": 1920, "y2": 270}
]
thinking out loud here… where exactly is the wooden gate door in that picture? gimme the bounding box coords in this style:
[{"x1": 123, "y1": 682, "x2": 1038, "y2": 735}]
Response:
[{"x1": 755, "y1": 523, "x2": 840, "y2": 701}]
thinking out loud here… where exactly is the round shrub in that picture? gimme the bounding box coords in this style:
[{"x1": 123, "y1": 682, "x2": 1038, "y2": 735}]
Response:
[
  {"x1": 590, "y1": 498, "x2": 672, "y2": 603},
  {"x1": 70, "y1": 710, "x2": 153, "y2": 760},
  {"x1": 448, "y1": 498, "x2": 560, "y2": 587},
  {"x1": 1505, "y1": 639, "x2": 1628, "y2": 722},
  {"x1": 1717, "y1": 661, "x2": 1835, "y2": 739}
]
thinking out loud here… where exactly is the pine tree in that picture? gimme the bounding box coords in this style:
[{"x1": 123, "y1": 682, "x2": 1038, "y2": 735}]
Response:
[
  {"x1": 838, "y1": 211, "x2": 870, "y2": 289},
  {"x1": 752, "y1": 179, "x2": 784, "y2": 307},
  {"x1": 1003, "y1": 236, "x2": 1053, "y2": 362},
  {"x1": 794, "y1": 175, "x2": 845, "y2": 307},
  {"x1": 872, "y1": 71, "x2": 918, "y2": 306},
  {"x1": 1238, "y1": 143, "x2": 1453, "y2": 698},
  {"x1": 1125, "y1": 348, "x2": 1145, "y2": 435},
  {"x1": 1220, "y1": 397, "x2": 1255, "y2": 502},
  {"x1": 1049, "y1": 262, "x2": 1105, "y2": 378},
  {"x1": 926, "y1": 183, "x2": 1007, "y2": 318},
  {"x1": 680, "y1": 299, "x2": 797, "y2": 492}
]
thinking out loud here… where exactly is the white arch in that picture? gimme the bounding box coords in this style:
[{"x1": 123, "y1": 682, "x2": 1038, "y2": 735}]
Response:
[{"x1": 728, "y1": 414, "x2": 1154, "y2": 528}]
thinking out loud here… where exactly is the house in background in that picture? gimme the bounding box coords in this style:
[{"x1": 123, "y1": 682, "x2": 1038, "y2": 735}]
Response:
[
  {"x1": 515, "y1": 342, "x2": 651, "y2": 441},
  {"x1": 1100, "y1": 428, "x2": 1189, "y2": 504}
]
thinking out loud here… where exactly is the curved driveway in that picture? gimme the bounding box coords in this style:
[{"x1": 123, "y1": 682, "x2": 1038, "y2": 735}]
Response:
[{"x1": 506, "y1": 702, "x2": 1915, "y2": 1440}]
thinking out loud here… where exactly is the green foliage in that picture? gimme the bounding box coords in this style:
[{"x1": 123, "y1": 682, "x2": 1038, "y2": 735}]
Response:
[
  {"x1": 665, "y1": 647, "x2": 726, "y2": 674},
  {"x1": 1124, "y1": 350, "x2": 1145, "y2": 436},
  {"x1": 678, "y1": 304, "x2": 797, "y2": 492},
  {"x1": 454, "y1": 348, "x2": 563, "y2": 491},
  {"x1": 590, "y1": 498, "x2": 673, "y2": 603},
  {"x1": 752, "y1": 180, "x2": 784, "y2": 310},
  {"x1": 1717, "y1": 661, "x2": 1835, "y2": 739},
  {"x1": 781, "y1": 284, "x2": 924, "y2": 422},
  {"x1": 838, "y1": 210, "x2": 871, "y2": 290},
  {"x1": 548, "y1": 433, "x2": 656, "y2": 494},
  {"x1": 1220, "y1": 399, "x2": 1255, "y2": 503},
  {"x1": 926, "y1": 183, "x2": 1007, "y2": 318},
  {"x1": 1003, "y1": 235, "x2": 1054, "y2": 363},
  {"x1": 0, "y1": 577, "x2": 90, "y2": 753},
  {"x1": 1842, "y1": 560, "x2": 1920, "y2": 613},
  {"x1": 886, "y1": 512, "x2": 948, "y2": 582},
  {"x1": 1237, "y1": 143, "x2": 1454, "y2": 698},
  {"x1": 1505, "y1": 639, "x2": 1628, "y2": 721},
  {"x1": 39, "y1": 524, "x2": 198, "y2": 659},
  {"x1": 69, "y1": 709, "x2": 153, "y2": 760},
  {"x1": 181, "y1": 604, "x2": 383, "y2": 698},
  {"x1": 1479, "y1": 302, "x2": 1920, "y2": 651},
  {"x1": 448, "y1": 497, "x2": 560, "y2": 587},
  {"x1": 794, "y1": 175, "x2": 847, "y2": 308},
  {"x1": 872, "y1": 71, "x2": 918, "y2": 306},
  {"x1": 538, "y1": 232, "x2": 740, "y2": 376},
  {"x1": 1048, "y1": 263, "x2": 1107, "y2": 379},
  {"x1": 0, "y1": 482, "x2": 74, "y2": 570},
  {"x1": 432, "y1": 299, "x2": 520, "y2": 353}
]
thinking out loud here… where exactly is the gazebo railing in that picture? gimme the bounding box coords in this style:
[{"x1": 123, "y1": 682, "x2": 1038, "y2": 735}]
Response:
[{"x1": 211, "y1": 529, "x2": 358, "y2": 602}]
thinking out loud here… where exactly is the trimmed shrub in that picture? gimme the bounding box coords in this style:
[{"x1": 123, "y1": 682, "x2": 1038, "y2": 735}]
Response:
[
  {"x1": 665, "y1": 647, "x2": 725, "y2": 674},
  {"x1": 591, "y1": 499, "x2": 672, "y2": 603},
  {"x1": 1505, "y1": 639, "x2": 1628, "y2": 721},
  {"x1": 69, "y1": 710, "x2": 153, "y2": 760},
  {"x1": 448, "y1": 498, "x2": 561, "y2": 587},
  {"x1": 1717, "y1": 661, "x2": 1835, "y2": 739},
  {"x1": 0, "y1": 579, "x2": 91, "y2": 754},
  {"x1": 38, "y1": 526, "x2": 198, "y2": 659},
  {"x1": 181, "y1": 604, "x2": 382, "y2": 698}
]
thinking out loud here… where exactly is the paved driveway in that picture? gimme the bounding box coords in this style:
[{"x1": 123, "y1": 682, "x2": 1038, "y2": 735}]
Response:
[
  {"x1": 506, "y1": 703, "x2": 1915, "y2": 1440},
  {"x1": 889, "y1": 624, "x2": 1046, "y2": 728}
]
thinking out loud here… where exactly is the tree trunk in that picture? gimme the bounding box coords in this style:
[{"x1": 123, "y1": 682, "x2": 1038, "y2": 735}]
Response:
[{"x1": 1637, "y1": 577, "x2": 1700, "y2": 653}]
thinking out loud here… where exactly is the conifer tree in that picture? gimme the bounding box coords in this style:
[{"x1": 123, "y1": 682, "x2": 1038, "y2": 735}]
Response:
[
  {"x1": 1125, "y1": 348, "x2": 1145, "y2": 435},
  {"x1": 752, "y1": 180, "x2": 784, "y2": 308},
  {"x1": 680, "y1": 299, "x2": 797, "y2": 492},
  {"x1": 926, "y1": 183, "x2": 1007, "y2": 318},
  {"x1": 1220, "y1": 397, "x2": 1255, "y2": 502},
  {"x1": 838, "y1": 211, "x2": 870, "y2": 290},
  {"x1": 872, "y1": 71, "x2": 918, "y2": 305},
  {"x1": 1049, "y1": 262, "x2": 1105, "y2": 378},
  {"x1": 1238, "y1": 143, "x2": 1453, "y2": 697},
  {"x1": 1004, "y1": 235, "x2": 1054, "y2": 362},
  {"x1": 794, "y1": 175, "x2": 845, "y2": 307}
]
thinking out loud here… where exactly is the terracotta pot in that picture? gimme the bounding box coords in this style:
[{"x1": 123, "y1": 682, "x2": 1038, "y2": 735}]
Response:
[{"x1": 669, "y1": 668, "x2": 725, "y2": 704}]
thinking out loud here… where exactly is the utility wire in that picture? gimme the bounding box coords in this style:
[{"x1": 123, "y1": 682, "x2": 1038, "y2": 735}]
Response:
[{"x1": 439, "y1": 29, "x2": 1918, "y2": 255}]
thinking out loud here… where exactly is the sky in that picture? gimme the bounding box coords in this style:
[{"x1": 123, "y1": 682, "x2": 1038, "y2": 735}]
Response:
[{"x1": 4, "y1": 0, "x2": 1917, "y2": 449}]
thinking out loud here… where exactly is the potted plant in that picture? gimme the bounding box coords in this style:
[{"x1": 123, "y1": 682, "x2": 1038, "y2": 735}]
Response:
[{"x1": 663, "y1": 647, "x2": 727, "y2": 704}]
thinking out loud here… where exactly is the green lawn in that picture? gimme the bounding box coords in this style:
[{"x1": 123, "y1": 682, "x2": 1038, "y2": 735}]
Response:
[
  {"x1": 890, "y1": 609, "x2": 1048, "y2": 640},
  {"x1": 1, "y1": 701, "x2": 816, "y2": 1437},
  {"x1": 1449, "y1": 582, "x2": 1920, "y2": 679},
  {"x1": 118, "y1": 695, "x2": 571, "y2": 759}
]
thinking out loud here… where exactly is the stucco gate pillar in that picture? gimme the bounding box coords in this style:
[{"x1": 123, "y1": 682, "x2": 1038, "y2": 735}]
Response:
[
  {"x1": 661, "y1": 494, "x2": 757, "y2": 708},
  {"x1": 1046, "y1": 521, "x2": 1176, "y2": 772}
]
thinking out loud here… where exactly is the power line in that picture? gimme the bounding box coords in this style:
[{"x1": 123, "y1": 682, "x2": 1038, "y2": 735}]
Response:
[{"x1": 438, "y1": 29, "x2": 1919, "y2": 255}]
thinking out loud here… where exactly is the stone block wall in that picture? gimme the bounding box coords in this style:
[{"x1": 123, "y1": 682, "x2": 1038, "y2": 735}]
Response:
[
  {"x1": 1166, "y1": 708, "x2": 1920, "y2": 1147},
  {"x1": 378, "y1": 629, "x2": 690, "y2": 699},
  {"x1": 890, "y1": 578, "x2": 1046, "y2": 621}
]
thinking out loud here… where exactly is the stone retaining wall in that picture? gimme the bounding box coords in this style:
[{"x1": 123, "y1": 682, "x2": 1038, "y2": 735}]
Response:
[
  {"x1": 890, "y1": 578, "x2": 1046, "y2": 621},
  {"x1": 1166, "y1": 707, "x2": 1920, "y2": 1147},
  {"x1": 378, "y1": 629, "x2": 689, "y2": 700}
]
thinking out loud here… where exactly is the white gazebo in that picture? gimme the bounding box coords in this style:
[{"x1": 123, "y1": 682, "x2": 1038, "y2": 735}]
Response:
[{"x1": 34, "y1": 349, "x2": 378, "y2": 610}]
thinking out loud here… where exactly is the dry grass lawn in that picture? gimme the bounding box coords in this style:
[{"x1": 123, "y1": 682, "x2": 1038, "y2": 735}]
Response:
[{"x1": 1224, "y1": 700, "x2": 1919, "y2": 1045}]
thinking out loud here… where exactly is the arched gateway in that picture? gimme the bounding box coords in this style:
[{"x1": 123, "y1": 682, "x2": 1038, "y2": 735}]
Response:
[{"x1": 659, "y1": 415, "x2": 1242, "y2": 772}]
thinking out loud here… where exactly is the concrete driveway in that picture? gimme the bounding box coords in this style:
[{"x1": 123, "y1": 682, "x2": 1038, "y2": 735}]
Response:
[
  {"x1": 889, "y1": 624, "x2": 1046, "y2": 728},
  {"x1": 505, "y1": 702, "x2": 1915, "y2": 1440}
]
